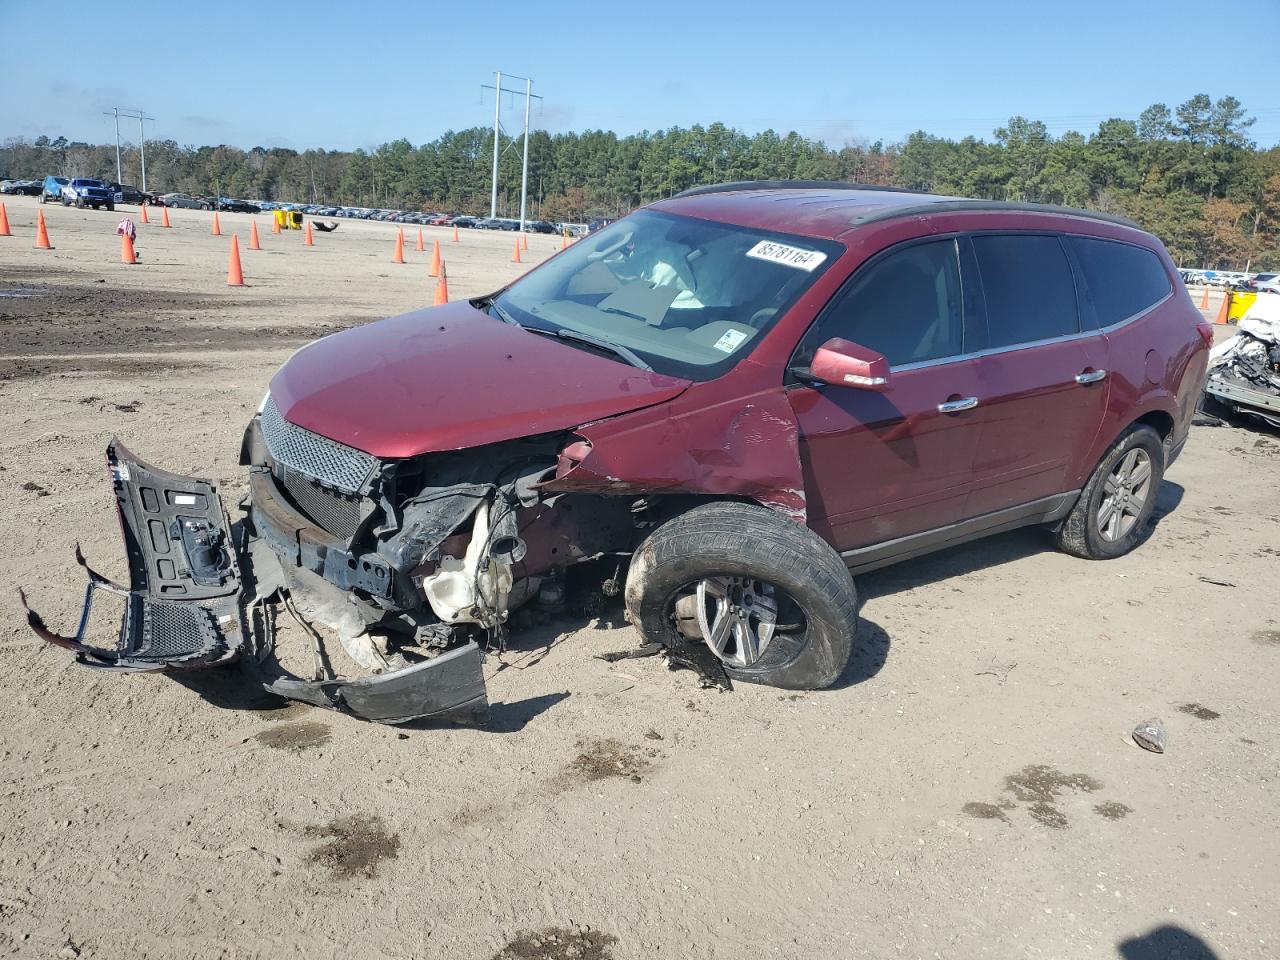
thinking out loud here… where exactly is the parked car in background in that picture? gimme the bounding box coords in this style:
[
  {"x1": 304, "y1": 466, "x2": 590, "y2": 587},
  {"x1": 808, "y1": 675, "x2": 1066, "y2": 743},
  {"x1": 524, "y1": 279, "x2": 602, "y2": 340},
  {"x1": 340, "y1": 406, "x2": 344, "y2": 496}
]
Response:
[
  {"x1": 61, "y1": 178, "x2": 114, "y2": 210},
  {"x1": 157, "y1": 193, "x2": 211, "y2": 209},
  {"x1": 1243, "y1": 273, "x2": 1277, "y2": 291},
  {"x1": 525, "y1": 219, "x2": 556, "y2": 234},
  {"x1": 1, "y1": 179, "x2": 42, "y2": 196},
  {"x1": 27, "y1": 181, "x2": 1213, "y2": 723},
  {"x1": 40, "y1": 176, "x2": 69, "y2": 203},
  {"x1": 449, "y1": 216, "x2": 476, "y2": 228},
  {"x1": 587, "y1": 217, "x2": 615, "y2": 233},
  {"x1": 216, "y1": 198, "x2": 262, "y2": 213},
  {"x1": 108, "y1": 183, "x2": 150, "y2": 205},
  {"x1": 428, "y1": 214, "x2": 453, "y2": 226}
]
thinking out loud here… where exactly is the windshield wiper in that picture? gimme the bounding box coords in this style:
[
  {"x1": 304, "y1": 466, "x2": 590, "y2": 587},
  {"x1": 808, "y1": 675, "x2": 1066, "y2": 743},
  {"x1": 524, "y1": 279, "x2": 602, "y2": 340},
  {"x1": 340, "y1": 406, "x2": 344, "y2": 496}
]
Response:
[
  {"x1": 477, "y1": 295, "x2": 521, "y2": 327},
  {"x1": 525, "y1": 327, "x2": 653, "y2": 371}
]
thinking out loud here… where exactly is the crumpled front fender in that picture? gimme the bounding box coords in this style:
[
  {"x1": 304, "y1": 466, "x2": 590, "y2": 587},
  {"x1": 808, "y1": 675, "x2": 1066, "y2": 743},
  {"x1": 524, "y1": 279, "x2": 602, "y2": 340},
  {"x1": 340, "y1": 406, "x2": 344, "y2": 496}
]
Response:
[{"x1": 541, "y1": 384, "x2": 807, "y2": 524}]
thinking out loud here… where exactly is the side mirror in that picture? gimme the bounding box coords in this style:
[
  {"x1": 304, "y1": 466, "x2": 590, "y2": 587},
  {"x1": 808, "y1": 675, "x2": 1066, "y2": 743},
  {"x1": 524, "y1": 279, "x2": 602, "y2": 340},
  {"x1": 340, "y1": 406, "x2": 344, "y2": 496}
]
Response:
[{"x1": 807, "y1": 337, "x2": 890, "y2": 391}]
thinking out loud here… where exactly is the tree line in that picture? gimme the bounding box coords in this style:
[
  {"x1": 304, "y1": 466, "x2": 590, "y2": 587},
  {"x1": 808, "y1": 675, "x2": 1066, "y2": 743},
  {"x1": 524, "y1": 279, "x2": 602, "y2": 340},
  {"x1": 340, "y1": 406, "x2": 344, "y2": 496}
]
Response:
[{"x1": 3, "y1": 93, "x2": 1276, "y2": 269}]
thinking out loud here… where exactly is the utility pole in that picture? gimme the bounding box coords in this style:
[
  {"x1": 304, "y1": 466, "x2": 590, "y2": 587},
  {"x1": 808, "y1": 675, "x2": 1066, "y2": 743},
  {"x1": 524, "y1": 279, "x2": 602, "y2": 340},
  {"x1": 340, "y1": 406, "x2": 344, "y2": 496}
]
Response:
[
  {"x1": 481, "y1": 73, "x2": 542, "y2": 224},
  {"x1": 104, "y1": 108, "x2": 122, "y2": 183},
  {"x1": 490, "y1": 71, "x2": 501, "y2": 219},
  {"x1": 519, "y1": 77, "x2": 531, "y2": 232},
  {"x1": 106, "y1": 107, "x2": 155, "y2": 190}
]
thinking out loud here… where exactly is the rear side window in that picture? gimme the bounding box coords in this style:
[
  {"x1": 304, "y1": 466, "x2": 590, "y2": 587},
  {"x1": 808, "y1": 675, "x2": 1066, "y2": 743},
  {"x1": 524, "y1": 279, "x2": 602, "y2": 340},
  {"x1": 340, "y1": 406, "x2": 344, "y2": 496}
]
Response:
[
  {"x1": 971, "y1": 234, "x2": 1079, "y2": 348},
  {"x1": 1067, "y1": 236, "x2": 1172, "y2": 327}
]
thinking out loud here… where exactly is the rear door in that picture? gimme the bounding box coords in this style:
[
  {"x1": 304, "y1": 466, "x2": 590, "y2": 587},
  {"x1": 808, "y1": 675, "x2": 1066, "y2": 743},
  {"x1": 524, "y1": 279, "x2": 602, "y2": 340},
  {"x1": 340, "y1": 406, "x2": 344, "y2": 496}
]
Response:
[
  {"x1": 787, "y1": 237, "x2": 985, "y2": 551},
  {"x1": 964, "y1": 233, "x2": 1110, "y2": 517}
]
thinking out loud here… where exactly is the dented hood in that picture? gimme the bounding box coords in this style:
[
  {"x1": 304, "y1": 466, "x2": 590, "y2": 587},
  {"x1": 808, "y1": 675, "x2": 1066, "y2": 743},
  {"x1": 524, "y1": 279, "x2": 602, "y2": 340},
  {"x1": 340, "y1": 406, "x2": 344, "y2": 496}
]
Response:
[{"x1": 269, "y1": 301, "x2": 691, "y2": 458}]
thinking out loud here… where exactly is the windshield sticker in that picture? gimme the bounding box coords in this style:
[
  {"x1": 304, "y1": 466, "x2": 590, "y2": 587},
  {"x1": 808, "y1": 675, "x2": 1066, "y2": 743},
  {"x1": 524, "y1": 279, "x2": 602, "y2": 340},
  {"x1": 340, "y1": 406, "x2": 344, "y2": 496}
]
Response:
[
  {"x1": 746, "y1": 240, "x2": 827, "y2": 272},
  {"x1": 712, "y1": 329, "x2": 750, "y2": 353}
]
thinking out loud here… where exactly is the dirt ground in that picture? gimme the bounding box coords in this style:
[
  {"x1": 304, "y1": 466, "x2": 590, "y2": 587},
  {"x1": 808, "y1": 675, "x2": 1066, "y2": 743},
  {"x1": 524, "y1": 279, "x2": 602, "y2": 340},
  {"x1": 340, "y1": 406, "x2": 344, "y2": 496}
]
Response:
[{"x1": 1, "y1": 194, "x2": 1277, "y2": 960}]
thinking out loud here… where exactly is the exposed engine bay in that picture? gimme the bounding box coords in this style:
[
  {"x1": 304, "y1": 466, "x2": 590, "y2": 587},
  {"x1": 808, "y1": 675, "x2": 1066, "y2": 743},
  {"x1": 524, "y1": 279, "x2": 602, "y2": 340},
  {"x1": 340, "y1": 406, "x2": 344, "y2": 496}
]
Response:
[{"x1": 1205, "y1": 309, "x2": 1280, "y2": 429}]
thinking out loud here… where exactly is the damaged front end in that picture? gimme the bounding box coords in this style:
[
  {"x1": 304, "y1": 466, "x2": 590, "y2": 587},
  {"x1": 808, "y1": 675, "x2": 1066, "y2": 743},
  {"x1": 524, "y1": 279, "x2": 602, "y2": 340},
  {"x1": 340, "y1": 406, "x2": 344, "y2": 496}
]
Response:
[
  {"x1": 1205, "y1": 312, "x2": 1280, "y2": 428},
  {"x1": 21, "y1": 439, "x2": 490, "y2": 725}
]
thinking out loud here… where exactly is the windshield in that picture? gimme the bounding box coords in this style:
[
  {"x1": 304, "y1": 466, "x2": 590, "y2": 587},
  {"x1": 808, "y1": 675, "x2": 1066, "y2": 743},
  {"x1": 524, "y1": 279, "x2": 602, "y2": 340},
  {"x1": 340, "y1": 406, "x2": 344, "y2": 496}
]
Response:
[
  {"x1": 494, "y1": 210, "x2": 842, "y2": 380},
  {"x1": 72, "y1": 179, "x2": 103, "y2": 188}
]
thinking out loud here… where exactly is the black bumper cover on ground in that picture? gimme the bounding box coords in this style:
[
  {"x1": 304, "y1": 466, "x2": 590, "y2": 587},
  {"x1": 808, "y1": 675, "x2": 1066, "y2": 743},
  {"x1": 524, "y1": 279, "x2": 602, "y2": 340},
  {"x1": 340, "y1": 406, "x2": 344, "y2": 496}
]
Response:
[{"x1": 20, "y1": 440, "x2": 489, "y2": 725}]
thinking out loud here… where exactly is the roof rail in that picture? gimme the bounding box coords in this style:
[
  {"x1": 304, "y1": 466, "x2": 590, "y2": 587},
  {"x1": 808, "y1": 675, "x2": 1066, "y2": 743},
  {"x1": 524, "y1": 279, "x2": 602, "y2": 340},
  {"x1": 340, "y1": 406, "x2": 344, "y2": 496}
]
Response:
[
  {"x1": 848, "y1": 199, "x2": 1142, "y2": 230},
  {"x1": 672, "y1": 180, "x2": 926, "y2": 199},
  {"x1": 670, "y1": 181, "x2": 1144, "y2": 231}
]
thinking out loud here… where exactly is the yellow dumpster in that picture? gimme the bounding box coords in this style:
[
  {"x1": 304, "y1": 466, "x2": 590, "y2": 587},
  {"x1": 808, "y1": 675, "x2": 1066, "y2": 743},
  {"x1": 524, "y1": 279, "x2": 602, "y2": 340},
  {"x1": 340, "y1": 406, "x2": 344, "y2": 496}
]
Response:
[{"x1": 1228, "y1": 290, "x2": 1257, "y2": 323}]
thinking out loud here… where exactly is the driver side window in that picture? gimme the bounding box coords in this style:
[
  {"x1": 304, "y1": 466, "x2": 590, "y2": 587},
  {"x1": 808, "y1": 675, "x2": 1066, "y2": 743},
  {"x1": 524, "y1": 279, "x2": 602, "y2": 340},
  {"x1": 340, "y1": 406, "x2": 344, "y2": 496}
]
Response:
[{"x1": 803, "y1": 239, "x2": 964, "y2": 368}]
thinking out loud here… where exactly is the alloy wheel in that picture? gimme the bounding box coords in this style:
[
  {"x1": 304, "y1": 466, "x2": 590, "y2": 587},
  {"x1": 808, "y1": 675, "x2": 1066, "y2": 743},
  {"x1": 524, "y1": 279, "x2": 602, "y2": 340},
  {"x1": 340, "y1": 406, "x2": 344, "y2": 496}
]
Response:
[
  {"x1": 1097, "y1": 447, "x2": 1152, "y2": 542},
  {"x1": 690, "y1": 575, "x2": 782, "y2": 668}
]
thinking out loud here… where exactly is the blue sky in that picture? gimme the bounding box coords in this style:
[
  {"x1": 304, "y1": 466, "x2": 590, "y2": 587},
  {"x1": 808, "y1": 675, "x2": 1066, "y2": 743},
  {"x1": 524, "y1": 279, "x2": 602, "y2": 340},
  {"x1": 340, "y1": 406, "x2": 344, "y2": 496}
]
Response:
[{"x1": 3, "y1": 0, "x2": 1277, "y2": 151}]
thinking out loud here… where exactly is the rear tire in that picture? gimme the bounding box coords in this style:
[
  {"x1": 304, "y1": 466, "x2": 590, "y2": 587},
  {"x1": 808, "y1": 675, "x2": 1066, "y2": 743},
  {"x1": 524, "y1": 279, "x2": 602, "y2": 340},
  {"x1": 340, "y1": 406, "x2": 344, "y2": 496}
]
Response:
[
  {"x1": 625, "y1": 501, "x2": 857, "y2": 689},
  {"x1": 1055, "y1": 424, "x2": 1164, "y2": 560}
]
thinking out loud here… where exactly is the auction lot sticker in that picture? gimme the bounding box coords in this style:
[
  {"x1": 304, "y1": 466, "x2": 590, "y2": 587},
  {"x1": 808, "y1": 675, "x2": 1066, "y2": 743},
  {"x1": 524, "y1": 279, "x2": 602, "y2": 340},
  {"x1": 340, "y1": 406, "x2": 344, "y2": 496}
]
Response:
[{"x1": 746, "y1": 240, "x2": 827, "y2": 271}]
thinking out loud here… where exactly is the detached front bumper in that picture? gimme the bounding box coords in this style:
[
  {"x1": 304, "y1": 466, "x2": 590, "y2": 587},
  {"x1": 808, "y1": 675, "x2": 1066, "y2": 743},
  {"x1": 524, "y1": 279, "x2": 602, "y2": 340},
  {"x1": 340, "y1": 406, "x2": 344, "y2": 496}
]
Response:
[{"x1": 21, "y1": 441, "x2": 488, "y2": 725}]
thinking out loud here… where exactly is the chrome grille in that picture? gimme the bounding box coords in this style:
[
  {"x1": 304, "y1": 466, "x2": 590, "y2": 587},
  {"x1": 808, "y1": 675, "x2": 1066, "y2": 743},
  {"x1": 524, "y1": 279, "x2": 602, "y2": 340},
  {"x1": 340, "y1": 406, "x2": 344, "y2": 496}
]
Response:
[{"x1": 260, "y1": 395, "x2": 375, "y2": 494}]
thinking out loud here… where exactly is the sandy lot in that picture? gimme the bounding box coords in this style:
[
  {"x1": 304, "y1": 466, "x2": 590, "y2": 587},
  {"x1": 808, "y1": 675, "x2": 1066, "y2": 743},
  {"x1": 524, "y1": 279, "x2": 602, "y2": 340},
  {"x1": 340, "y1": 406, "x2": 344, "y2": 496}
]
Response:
[{"x1": 1, "y1": 194, "x2": 1277, "y2": 960}]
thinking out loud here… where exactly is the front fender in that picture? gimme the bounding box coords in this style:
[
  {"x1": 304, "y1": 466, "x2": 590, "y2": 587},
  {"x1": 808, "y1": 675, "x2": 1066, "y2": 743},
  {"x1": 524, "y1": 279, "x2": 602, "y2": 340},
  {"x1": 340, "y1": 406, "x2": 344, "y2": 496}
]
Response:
[{"x1": 542, "y1": 384, "x2": 808, "y2": 525}]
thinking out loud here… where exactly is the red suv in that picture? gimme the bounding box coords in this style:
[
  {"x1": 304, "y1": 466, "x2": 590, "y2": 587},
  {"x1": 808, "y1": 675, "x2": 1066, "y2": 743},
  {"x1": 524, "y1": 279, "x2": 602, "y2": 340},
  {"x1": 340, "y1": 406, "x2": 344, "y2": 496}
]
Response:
[{"x1": 27, "y1": 182, "x2": 1212, "y2": 724}]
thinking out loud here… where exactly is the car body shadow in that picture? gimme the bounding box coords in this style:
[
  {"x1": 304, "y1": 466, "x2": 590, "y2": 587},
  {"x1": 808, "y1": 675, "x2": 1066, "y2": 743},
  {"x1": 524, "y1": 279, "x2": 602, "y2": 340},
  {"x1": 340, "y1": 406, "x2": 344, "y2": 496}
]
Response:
[
  {"x1": 858, "y1": 480, "x2": 1185, "y2": 604},
  {"x1": 1118, "y1": 925, "x2": 1220, "y2": 960}
]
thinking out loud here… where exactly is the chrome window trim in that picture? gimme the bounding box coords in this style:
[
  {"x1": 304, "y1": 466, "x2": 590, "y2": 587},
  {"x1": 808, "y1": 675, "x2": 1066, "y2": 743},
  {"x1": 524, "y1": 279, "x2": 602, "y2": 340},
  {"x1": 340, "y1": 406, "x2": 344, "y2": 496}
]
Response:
[{"x1": 889, "y1": 281, "x2": 1173, "y2": 374}]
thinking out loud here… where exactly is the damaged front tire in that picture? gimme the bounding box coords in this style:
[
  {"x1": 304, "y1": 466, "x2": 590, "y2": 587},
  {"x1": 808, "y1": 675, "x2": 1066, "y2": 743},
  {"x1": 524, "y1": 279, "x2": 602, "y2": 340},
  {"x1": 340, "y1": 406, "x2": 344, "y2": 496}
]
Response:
[{"x1": 625, "y1": 502, "x2": 856, "y2": 690}]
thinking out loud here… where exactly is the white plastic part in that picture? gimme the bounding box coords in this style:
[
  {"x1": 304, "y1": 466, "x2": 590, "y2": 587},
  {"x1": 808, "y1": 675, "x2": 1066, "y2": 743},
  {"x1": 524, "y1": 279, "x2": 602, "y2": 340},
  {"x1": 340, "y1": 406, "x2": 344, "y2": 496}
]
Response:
[{"x1": 422, "y1": 501, "x2": 513, "y2": 626}]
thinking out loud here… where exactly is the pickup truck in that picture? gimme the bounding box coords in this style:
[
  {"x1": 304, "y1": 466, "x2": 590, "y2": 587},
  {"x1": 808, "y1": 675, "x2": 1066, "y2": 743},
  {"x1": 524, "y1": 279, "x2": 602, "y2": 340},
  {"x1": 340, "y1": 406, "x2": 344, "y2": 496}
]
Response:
[
  {"x1": 61, "y1": 178, "x2": 115, "y2": 210},
  {"x1": 40, "y1": 176, "x2": 69, "y2": 203}
]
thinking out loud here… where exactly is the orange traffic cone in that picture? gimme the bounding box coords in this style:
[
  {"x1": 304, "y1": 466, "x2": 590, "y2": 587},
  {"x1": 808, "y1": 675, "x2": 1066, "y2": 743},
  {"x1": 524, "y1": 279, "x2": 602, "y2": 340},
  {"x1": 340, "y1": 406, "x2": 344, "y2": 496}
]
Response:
[
  {"x1": 140, "y1": 203, "x2": 149, "y2": 225},
  {"x1": 452, "y1": 225, "x2": 460, "y2": 243},
  {"x1": 393, "y1": 229, "x2": 405, "y2": 264},
  {"x1": 304, "y1": 221, "x2": 314, "y2": 246},
  {"x1": 434, "y1": 261, "x2": 449, "y2": 305},
  {"x1": 416, "y1": 228, "x2": 425, "y2": 252},
  {"x1": 211, "y1": 212, "x2": 222, "y2": 236},
  {"x1": 35, "y1": 210, "x2": 52, "y2": 249},
  {"x1": 0, "y1": 202, "x2": 10, "y2": 236},
  {"x1": 1213, "y1": 291, "x2": 1230, "y2": 325},
  {"x1": 272, "y1": 215, "x2": 281, "y2": 235},
  {"x1": 561, "y1": 234, "x2": 568, "y2": 250},
  {"x1": 161, "y1": 205, "x2": 171, "y2": 228},
  {"x1": 227, "y1": 235, "x2": 245, "y2": 286},
  {"x1": 511, "y1": 238, "x2": 522, "y2": 264},
  {"x1": 249, "y1": 220, "x2": 261, "y2": 250},
  {"x1": 1199, "y1": 286, "x2": 1209, "y2": 309},
  {"x1": 121, "y1": 233, "x2": 137, "y2": 264},
  {"x1": 429, "y1": 239, "x2": 442, "y2": 277},
  {"x1": 521, "y1": 233, "x2": 529, "y2": 252}
]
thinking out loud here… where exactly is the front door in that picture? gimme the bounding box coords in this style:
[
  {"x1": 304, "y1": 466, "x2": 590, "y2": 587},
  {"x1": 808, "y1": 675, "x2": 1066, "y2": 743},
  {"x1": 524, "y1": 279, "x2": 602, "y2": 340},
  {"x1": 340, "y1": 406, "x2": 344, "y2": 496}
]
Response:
[{"x1": 787, "y1": 237, "x2": 985, "y2": 552}]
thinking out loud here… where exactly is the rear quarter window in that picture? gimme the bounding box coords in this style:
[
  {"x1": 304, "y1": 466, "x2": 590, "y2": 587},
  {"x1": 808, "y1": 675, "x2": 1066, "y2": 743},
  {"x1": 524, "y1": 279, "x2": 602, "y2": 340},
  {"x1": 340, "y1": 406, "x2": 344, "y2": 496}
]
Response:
[{"x1": 1066, "y1": 236, "x2": 1172, "y2": 327}]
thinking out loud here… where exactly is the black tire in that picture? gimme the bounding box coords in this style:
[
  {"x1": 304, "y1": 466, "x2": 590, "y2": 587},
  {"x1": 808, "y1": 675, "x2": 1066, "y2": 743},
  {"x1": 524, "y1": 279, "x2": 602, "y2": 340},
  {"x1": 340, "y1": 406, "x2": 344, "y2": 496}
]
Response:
[
  {"x1": 40, "y1": 192, "x2": 48, "y2": 204},
  {"x1": 1055, "y1": 424, "x2": 1165, "y2": 560},
  {"x1": 106, "y1": 203, "x2": 114, "y2": 212},
  {"x1": 625, "y1": 501, "x2": 857, "y2": 689}
]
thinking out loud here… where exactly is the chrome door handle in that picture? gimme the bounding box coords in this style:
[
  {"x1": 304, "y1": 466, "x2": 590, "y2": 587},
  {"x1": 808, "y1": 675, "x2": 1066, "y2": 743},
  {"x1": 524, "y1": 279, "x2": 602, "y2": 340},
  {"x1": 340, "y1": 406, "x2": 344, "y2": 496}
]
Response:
[
  {"x1": 1075, "y1": 369, "x2": 1107, "y2": 384},
  {"x1": 937, "y1": 397, "x2": 979, "y2": 413}
]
